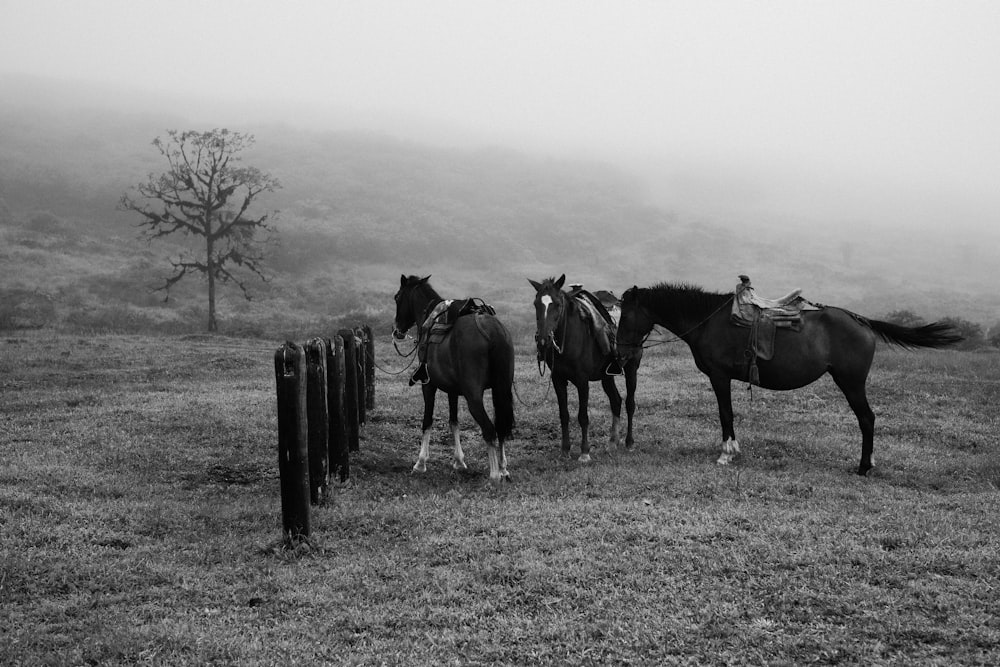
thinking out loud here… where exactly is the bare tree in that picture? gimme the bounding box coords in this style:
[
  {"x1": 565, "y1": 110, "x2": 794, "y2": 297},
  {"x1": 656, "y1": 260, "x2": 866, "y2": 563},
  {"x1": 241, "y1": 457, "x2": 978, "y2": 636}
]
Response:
[{"x1": 119, "y1": 129, "x2": 280, "y2": 332}]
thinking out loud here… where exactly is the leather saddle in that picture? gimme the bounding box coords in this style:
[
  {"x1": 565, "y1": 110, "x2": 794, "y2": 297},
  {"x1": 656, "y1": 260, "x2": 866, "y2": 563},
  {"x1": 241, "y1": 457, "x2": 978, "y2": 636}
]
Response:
[
  {"x1": 567, "y1": 287, "x2": 618, "y2": 357},
  {"x1": 730, "y1": 275, "x2": 821, "y2": 384}
]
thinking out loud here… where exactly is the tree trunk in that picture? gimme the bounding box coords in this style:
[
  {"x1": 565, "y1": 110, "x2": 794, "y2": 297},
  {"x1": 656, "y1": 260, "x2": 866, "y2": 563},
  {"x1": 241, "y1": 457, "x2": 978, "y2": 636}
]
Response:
[{"x1": 207, "y1": 238, "x2": 217, "y2": 332}]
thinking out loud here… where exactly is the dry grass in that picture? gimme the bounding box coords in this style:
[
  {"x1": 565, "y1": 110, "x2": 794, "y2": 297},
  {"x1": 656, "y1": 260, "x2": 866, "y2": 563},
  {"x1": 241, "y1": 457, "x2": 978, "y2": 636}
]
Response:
[{"x1": 2, "y1": 332, "x2": 999, "y2": 665}]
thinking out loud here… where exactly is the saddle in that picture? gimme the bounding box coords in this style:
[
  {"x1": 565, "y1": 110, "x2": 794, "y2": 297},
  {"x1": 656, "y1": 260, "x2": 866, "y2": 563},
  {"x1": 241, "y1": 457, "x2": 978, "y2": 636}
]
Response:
[
  {"x1": 567, "y1": 287, "x2": 618, "y2": 359},
  {"x1": 730, "y1": 275, "x2": 820, "y2": 384},
  {"x1": 423, "y1": 298, "x2": 496, "y2": 345}
]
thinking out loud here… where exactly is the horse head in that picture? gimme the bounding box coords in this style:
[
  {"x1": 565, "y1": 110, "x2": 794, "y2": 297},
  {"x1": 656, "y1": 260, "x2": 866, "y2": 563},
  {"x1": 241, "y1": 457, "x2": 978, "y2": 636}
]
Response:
[
  {"x1": 393, "y1": 274, "x2": 432, "y2": 339},
  {"x1": 617, "y1": 285, "x2": 654, "y2": 362},
  {"x1": 528, "y1": 274, "x2": 568, "y2": 357}
]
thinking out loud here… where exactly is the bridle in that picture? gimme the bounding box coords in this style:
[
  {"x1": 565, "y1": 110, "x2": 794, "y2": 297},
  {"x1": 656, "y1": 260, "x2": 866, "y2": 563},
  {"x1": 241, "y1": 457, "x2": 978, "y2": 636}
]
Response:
[
  {"x1": 391, "y1": 286, "x2": 425, "y2": 353},
  {"x1": 534, "y1": 289, "x2": 568, "y2": 376}
]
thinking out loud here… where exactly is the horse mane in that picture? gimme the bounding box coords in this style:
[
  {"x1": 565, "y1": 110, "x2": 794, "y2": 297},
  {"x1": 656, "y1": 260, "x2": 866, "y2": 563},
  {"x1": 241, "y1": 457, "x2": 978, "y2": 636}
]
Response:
[{"x1": 642, "y1": 282, "x2": 732, "y2": 317}]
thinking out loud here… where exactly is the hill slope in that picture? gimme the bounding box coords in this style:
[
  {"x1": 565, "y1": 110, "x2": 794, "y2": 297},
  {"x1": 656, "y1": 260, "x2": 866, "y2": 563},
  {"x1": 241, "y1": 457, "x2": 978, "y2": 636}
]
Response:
[{"x1": 1, "y1": 77, "x2": 997, "y2": 339}]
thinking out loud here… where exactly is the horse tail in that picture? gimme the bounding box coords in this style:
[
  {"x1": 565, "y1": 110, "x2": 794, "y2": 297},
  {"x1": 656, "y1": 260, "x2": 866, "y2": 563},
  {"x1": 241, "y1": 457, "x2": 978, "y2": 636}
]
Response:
[
  {"x1": 864, "y1": 317, "x2": 963, "y2": 349},
  {"x1": 487, "y1": 319, "x2": 516, "y2": 441}
]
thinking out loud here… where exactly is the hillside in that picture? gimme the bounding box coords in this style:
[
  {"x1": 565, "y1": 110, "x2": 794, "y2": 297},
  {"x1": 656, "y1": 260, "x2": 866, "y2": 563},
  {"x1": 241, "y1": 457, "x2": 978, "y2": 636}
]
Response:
[{"x1": 1, "y1": 79, "x2": 998, "y2": 340}]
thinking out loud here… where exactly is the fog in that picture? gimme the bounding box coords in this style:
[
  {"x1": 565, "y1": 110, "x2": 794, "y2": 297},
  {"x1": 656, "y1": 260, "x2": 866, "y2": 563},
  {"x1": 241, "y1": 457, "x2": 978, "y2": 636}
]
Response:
[{"x1": 3, "y1": 0, "x2": 1000, "y2": 230}]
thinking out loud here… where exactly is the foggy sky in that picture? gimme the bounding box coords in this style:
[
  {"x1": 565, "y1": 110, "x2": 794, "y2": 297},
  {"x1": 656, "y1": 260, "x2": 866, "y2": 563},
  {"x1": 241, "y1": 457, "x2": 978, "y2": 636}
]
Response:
[{"x1": 3, "y1": 0, "x2": 999, "y2": 230}]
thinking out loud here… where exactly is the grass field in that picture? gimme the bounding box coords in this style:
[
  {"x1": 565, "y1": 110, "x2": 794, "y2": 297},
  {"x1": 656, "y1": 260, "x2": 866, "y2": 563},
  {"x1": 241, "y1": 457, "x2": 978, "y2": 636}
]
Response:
[{"x1": 2, "y1": 331, "x2": 999, "y2": 665}]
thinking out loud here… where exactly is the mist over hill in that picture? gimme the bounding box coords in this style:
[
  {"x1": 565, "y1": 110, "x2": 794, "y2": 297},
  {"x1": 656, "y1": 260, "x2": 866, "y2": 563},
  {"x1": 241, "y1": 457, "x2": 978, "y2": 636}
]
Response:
[{"x1": 1, "y1": 75, "x2": 997, "y2": 340}]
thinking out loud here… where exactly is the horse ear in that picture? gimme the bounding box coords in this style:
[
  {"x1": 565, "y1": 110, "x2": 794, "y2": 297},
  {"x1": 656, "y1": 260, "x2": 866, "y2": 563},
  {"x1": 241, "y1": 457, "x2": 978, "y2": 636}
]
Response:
[
  {"x1": 400, "y1": 274, "x2": 408, "y2": 288},
  {"x1": 555, "y1": 274, "x2": 566, "y2": 289},
  {"x1": 528, "y1": 278, "x2": 543, "y2": 291},
  {"x1": 420, "y1": 275, "x2": 431, "y2": 284}
]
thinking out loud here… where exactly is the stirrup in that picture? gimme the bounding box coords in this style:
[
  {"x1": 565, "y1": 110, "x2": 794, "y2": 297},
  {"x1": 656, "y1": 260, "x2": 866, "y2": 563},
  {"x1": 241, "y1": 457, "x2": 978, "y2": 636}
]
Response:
[
  {"x1": 605, "y1": 359, "x2": 624, "y2": 376},
  {"x1": 409, "y1": 364, "x2": 430, "y2": 386}
]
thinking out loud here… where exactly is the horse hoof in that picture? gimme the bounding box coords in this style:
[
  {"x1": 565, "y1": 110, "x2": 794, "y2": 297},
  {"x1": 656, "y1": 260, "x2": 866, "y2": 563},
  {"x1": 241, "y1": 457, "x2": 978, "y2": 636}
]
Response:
[
  {"x1": 716, "y1": 455, "x2": 732, "y2": 465},
  {"x1": 453, "y1": 460, "x2": 468, "y2": 471},
  {"x1": 578, "y1": 453, "x2": 592, "y2": 463},
  {"x1": 412, "y1": 462, "x2": 427, "y2": 473}
]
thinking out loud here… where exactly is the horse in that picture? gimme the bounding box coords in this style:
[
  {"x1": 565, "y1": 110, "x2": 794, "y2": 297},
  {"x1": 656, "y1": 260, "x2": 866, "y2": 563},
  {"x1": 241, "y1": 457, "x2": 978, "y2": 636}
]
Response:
[
  {"x1": 616, "y1": 281, "x2": 962, "y2": 475},
  {"x1": 529, "y1": 275, "x2": 640, "y2": 461},
  {"x1": 392, "y1": 275, "x2": 515, "y2": 481}
]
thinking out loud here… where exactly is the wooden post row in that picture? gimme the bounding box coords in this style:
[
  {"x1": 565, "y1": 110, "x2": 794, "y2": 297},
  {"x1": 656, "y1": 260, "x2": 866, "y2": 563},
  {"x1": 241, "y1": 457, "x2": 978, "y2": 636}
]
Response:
[
  {"x1": 304, "y1": 338, "x2": 329, "y2": 505},
  {"x1": 274, "y1": 341, "x2": 310, "y2": 541},
  {"x1": 275, "y1": 326, "x2": 371, "y2": 538}
]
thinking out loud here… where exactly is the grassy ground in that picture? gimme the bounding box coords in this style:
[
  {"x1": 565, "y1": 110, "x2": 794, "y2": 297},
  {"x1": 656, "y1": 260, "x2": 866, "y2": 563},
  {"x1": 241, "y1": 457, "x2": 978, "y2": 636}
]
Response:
[{"x1": 2, "y1": 331, "x2": 998, "y2": 665}]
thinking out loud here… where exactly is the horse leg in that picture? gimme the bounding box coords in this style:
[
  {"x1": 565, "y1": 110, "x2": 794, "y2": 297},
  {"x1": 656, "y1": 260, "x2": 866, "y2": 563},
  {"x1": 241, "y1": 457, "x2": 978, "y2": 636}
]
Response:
[
  {"x1": 413, "y1": 384, "x2": 437, "y2": 473},
  {"x1": 553, "y1": 377, "x2": 572, "y2": 458},
  {"x1": 709, "y1": 374, "x2": 740, "y2": 465},
  {"x1": 602, "y1": 375, "x2": 622, "y2": 449},
  {"x1": 624, "y1": 360, "x2": 638, "y2": 449},
  {"x1": 465, "y1": 393, "x2": 507, "y2": 482},
  {"x1": 491, "y1": 438, "x2": 510, "y2": 480},
  {"x1": 832, "y1": 373, "x2": 876, "y2": 475},
  {"x1": 577, "y1": 380, "x2": 592, "y2": 463},
  {"x1": 448, "y1": 392, "x2": 467, "y2": 470}
]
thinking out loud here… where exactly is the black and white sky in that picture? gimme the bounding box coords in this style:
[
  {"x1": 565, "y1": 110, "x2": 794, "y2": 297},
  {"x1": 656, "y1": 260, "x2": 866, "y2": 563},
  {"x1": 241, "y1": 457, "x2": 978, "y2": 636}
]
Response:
[{"x1": 3, "y1": 0, "x2": 999, "y2": 230}]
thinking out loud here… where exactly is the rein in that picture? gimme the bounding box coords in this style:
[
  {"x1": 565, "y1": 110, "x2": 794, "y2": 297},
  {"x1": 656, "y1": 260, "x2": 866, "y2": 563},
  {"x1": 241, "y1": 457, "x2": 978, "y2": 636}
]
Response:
[
  {"x1": 372, "y1": 331, "x2": 418, "y2": 376},
  {"x1": 513, "y1": 372, "x2": 553, "y2": 408}
]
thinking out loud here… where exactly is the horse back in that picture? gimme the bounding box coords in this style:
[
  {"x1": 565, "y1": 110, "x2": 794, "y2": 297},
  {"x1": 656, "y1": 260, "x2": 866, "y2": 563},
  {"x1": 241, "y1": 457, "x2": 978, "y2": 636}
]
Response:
[
  {"x1": 427, "y1": 313, "x2": 513, "y2": 392},
  {"x1": 697, "y1": 306, "x2": 877, "y2": 389}
]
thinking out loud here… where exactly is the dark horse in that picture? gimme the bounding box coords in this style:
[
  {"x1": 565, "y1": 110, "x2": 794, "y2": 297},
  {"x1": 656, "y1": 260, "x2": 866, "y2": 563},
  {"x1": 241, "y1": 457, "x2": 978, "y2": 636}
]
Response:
[
  {"x1": 529, "y1": 275, "x2": 640, "y2": 461},
  {"x1": 393, "y1": 275, "x2": 515, "y2": 481},
  {"x1": 617, "y1": 281, "x2": 962, "y2": 475}
]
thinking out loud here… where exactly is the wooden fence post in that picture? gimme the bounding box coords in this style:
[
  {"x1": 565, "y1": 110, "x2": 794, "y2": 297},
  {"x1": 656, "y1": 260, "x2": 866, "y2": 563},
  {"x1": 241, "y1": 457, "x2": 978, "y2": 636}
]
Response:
[
  {"x1": 362, "y1": 324, "x2": 375, "y2": 411},
  {"x1": 353, "y1": 328, "x2": 367, "y2": 428},
  {"x1": 305, "y1": 337, "x2": 329, "y2": 504},
  {"x1": 338, "y1": 328, "x2": 361, "y2": 452},
  {"x1": 326, "y1": 335, "x2": 349, "y2": 482},
  {"x1": 274, "y1": 342, "x2": 310, "y2": 542}
]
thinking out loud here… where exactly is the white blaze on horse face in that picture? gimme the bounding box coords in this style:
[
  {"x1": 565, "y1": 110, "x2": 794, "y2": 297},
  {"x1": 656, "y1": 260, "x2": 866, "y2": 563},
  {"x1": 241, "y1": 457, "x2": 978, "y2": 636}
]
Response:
[{"x1": 540, "y1": 295, "x2": 553, "y2": 319}]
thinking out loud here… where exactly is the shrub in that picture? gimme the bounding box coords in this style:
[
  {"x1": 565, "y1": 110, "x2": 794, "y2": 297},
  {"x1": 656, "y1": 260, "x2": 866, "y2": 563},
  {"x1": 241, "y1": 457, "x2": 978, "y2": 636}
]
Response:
[
  {"x1": 986, "y1": 323, "x2": 1000, "y2": 348},
  {"x1": 0, "y1": 288, "x2": 56, "y2": 330}
]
